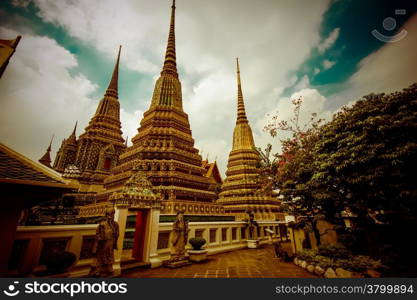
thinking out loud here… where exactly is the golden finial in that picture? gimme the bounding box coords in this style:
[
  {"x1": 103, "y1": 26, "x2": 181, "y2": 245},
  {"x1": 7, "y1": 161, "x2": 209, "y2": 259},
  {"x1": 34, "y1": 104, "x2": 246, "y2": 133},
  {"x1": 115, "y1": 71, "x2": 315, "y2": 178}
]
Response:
[
  {"x1": 47, "y1": 134, "x2": 54, "y2": 152},
  {"x1": 161, "y1": 0, "x2": 178, "y2": 77},
  {"x1": 236, "y1": 57, "x2": 247, "y2": 123},
  {"x1": 106, "y1": 45, "x2": 122, "y2": 98},
  {"x1": 72, "y1": 121, "x2": 78, "y2": 136}
]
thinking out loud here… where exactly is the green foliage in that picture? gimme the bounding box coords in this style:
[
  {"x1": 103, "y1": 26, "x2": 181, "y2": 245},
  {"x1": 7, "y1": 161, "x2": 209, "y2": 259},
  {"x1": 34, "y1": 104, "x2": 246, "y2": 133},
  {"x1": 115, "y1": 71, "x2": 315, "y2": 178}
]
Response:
[
  {"x1": 334, "y1": 256, "x2": 383, "y2": 272},
  {"x1": 189, "y1": 237, "x2": 206, "y2": 250},
  {"x1": 296, "y1": 248, "x2": 383, "y2": 272},
  {"x1": 318, "y1": 243, "x2": 350, "y2": 259},
  {"x1": 311, "y1": 255, "x2": 334, "y2": 269},
  {"x1": 296, "y1": 249, "x2": 316, "y2": 261},
  {"x1": 265, "y1": 84, "x2": 417, "y2": 259},
  {"x1": 310, "y1": 84, "x2": 417, "y2": 217}
]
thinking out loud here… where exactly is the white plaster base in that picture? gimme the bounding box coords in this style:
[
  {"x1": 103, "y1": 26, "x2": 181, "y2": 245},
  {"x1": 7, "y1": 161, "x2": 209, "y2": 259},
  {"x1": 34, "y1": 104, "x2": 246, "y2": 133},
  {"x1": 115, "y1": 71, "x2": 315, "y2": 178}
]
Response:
[
  {"x1": 246, "y1": 239, "x2": 259, "y2": 249},
  {"x1": 188, "y1": 249, "x2": 208, "y2": 263},
  {"x1": 149, "y1": 254, "x2": 163, "y2": 268}
]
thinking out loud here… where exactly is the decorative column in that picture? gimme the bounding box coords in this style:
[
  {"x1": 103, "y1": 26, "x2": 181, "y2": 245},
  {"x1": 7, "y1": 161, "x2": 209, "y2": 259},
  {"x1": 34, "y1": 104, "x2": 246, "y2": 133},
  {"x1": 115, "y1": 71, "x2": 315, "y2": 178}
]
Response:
[
  {"x1": 112, "y1": 206, "x2": 128, "y2": 276},
  {"x1": 147, "y1": 207, "x2": 162, "y2": 268}
]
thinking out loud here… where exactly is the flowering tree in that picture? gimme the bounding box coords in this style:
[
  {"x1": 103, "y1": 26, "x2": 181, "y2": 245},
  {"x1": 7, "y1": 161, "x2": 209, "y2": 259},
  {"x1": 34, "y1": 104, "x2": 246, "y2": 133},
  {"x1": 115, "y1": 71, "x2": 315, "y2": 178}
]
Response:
[
  {"x1": 258, "y1": 96, "x2": 326, "y2": 244},
  {"x1": 261, "y1": 84, "x2": 417, "y2": 274}
]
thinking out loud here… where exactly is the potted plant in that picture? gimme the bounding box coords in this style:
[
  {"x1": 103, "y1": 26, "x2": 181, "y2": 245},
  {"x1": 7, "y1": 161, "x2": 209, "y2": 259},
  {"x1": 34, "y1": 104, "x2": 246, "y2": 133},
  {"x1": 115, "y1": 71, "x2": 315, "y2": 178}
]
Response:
[{"x1": 188, "y1": 237, "x2": 208, "y2": 263}]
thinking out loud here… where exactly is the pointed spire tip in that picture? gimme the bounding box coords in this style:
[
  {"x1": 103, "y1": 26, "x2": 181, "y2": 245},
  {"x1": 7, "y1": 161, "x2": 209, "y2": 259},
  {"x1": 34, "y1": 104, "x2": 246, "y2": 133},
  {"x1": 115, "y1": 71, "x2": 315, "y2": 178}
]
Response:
[
  {"x1": 161, "y1": 0, "x2": 178, "y2": 77},
  {"x1": 236, "y1": 58, "x2": 247, "y2": 122},
  {"x1": 106, "y1": 46, "x2": 121, "y2": 97},
  {"x1": 47, "y1": 134, "x2": 54, "y2": 151},
  {"x1": 72, "y1": 121, "x2": 78, "y2": 136}
]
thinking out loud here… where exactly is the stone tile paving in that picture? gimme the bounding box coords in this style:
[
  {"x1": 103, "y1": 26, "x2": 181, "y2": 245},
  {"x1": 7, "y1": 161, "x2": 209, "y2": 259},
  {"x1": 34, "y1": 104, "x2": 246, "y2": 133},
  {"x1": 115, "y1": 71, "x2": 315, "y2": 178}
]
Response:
[{"x1": 122, "y1": 245, "x2": 316, "y2": 278}]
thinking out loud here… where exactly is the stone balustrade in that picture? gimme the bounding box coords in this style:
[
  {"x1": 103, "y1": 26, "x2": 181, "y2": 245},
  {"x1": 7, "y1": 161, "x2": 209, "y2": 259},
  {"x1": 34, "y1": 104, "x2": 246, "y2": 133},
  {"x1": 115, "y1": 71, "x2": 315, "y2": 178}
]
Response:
[
  {"x1": 9, "y1": 220, "x2": 289, "y2": 277},
  {"x1": 11, "y1": 224, "x2": 98, "y2": 277},
  {"x1": 155, "y1": 221, "x2": 286, "y2": 262}
]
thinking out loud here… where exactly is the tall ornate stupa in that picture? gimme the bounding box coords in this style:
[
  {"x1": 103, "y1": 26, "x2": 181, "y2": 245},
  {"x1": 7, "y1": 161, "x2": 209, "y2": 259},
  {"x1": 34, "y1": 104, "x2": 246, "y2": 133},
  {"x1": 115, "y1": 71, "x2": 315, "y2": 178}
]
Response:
[
  {"x1": 218, "y1": 58, "x2": 282, "y2": 221},
  {"x1": 38, "y1": 135, "x2": 54, "y2": 168},
  {"x1": 104, "y1": 0, "x2": 221, "y2": 216},
  {"x1": 53, "y1": 122, "x2": 78, "y2": 172},
  {"x1": 53, "y1": 46, "x2": 126, "y2": 191},
  {"x1": 74, "y1": 46, "x2": 126, "y2": 189}
]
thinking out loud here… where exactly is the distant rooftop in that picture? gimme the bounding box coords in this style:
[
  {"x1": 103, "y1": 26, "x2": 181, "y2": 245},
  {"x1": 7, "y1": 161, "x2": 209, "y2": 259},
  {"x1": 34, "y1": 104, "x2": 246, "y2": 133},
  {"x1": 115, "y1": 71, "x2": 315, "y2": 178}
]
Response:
[{"x1": 0, "y1": 142, "x2": 77, "y2": 188}]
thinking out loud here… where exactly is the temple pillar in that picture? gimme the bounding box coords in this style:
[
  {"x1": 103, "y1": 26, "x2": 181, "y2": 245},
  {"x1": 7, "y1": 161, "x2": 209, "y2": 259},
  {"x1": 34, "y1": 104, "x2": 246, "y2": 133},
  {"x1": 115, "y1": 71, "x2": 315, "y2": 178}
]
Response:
[
  {"x1": 146, "y1": 208, "x2": 162, "y2": 268},
  {"x1": 113, "y1": 207, "x2": 128, "y2": 276}
]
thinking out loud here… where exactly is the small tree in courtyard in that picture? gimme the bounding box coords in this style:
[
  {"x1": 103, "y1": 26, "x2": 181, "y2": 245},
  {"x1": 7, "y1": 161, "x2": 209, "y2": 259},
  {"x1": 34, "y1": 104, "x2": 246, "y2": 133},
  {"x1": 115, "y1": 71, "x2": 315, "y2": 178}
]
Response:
[
  {"x1": 309, "y1": 84, "x2": 417, "y2": 272},
  {"x1": 260, "y1": 96, "x2": 326, "y2": 244},
  {"x1": 263, "y1": 84, "x2": 417, "y2": 275}
]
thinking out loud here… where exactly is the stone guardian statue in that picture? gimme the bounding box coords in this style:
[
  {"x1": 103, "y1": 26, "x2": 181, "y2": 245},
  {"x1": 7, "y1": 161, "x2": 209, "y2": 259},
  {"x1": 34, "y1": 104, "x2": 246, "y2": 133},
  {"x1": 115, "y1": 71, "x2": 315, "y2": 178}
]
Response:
[
  {"x1": 89, "y1": 207, "x2": 119, "y2": 277},
  {"x1": 245, "y1": 209, "x2": 260, "y2": 248},
  {"x1": 165, "y1": 211, "x2": 191, "y2": 268}
]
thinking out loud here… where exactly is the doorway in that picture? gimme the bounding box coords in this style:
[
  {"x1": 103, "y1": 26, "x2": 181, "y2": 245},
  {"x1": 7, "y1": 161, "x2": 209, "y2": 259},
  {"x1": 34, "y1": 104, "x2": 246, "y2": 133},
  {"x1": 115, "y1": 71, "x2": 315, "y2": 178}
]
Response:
[{"x1": 122, "y1": 209, "x2": 149, "y2": 262}]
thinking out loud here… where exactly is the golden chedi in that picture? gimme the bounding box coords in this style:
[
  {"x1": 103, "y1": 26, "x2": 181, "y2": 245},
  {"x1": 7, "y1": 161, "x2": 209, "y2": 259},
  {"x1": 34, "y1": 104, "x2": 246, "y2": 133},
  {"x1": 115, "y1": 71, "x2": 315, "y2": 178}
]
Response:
[
  {"x1": 53, "y1": 47, "x2": 126, "y2": 191},
  {"x1": 218, "y1": 58, "x2": 282, "y2": 221},
  {"x1": 104, "y1": 0, "x2": 221, "y2": 216}
]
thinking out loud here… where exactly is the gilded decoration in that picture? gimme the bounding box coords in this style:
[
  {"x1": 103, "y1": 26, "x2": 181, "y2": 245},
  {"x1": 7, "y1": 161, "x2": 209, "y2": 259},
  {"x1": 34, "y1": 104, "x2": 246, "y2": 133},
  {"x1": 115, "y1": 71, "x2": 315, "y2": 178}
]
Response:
[
  {"x1": 109, "y1": 166, "x2": 162, "y2": 210},
  {"x1": 103, "y1": 0, "x2": 216, "y2": 210},
  {"x1": 218, "y1": 59, "x2": 282, "y2": 221}
]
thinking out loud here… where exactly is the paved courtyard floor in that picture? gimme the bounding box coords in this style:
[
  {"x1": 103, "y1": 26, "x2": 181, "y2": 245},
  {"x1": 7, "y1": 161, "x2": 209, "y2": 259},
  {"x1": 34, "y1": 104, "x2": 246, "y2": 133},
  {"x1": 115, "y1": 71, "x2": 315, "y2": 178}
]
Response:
[{"x1": 122, "y1": 245, "x2": 316, "y2": 278}]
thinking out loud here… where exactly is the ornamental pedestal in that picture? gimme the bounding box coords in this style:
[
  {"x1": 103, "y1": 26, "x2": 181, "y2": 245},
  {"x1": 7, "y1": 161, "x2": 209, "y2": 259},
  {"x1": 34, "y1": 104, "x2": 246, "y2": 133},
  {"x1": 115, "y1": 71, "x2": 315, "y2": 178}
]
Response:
[
  {"x1": 188, "y1": 249, "x2": 208, "y2": 263},
  {"x1": 246, "y1": 239, "x2": 259, "y2": 249}
]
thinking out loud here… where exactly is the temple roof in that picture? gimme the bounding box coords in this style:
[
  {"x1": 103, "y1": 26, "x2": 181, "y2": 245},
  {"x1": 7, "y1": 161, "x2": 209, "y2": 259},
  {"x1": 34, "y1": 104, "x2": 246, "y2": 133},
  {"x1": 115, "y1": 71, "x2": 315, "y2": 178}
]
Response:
[
  {"x1": 0, "y1": 143, "x2": 77, "y2": 188},
  {"x1": 202, "y1": 160, "x2": 223, "y2": 184},
  {"x1": 0, "y1": 35, "x2": 21, "y2": 78},
  {"x1": 201, "y1": 159, "x2": 223, "y2": 184},
  {"x1": 0, "y1": 36, "x2": 21, "y2": 49}
]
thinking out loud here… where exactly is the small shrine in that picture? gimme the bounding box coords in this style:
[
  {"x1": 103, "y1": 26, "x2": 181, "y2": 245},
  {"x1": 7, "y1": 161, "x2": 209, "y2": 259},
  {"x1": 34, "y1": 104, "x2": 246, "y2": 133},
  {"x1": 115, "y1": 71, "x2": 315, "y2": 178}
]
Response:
[{"x1": 108, "y1": 166, "x2": 163, "y2": 274}]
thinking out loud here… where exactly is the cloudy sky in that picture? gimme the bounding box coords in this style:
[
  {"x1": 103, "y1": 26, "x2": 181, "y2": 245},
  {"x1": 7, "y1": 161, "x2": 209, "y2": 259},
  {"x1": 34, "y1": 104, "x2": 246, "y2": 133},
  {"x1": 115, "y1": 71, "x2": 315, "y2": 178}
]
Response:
[{"x1": 0, "y1": 0, "x2": 416, "y2": 176}]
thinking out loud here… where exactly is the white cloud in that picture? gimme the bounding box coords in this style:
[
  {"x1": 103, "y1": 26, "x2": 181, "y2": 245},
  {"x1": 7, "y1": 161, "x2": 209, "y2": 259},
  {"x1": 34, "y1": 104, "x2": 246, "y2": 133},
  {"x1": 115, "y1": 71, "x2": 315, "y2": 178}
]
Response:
[
  {"x1": 0, "y1": 27, "x2": 96, "y2": 160},
  {"x1": 33, "y1": 0, "x2": 165, "y2": 74},
  {"x1": 328, "y1": 14, "x2": 417, "y2": 110},
  {"x1": 293, "y1": 75, "x2": 310, "y2": 91},
  {"x1": 2, "y1": 0, "x2": 333, "y2": 176},
  {"x1": 317, "y1": 27, "x2": 340, "y2": 53},
  {"x1": 0, "y1": 27, "x2": 140, "y2": 161},
  {"x1": 8, "y1": 2, "x2": 413, "y2": 177},
  {"x1": 120, "y1": 109, "x2": 143, "y2": 147},
  {"x1": 256, "y1": 88, "x2": 332, "y2": 156},
  {"x1": 322, "y1": 59, "x2": 336, "y2": 70}
]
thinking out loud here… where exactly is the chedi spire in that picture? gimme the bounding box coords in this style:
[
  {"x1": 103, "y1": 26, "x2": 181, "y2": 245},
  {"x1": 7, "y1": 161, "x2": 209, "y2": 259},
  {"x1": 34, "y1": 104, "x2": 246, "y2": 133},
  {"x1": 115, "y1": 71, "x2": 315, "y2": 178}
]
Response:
[
  {"x1": 236, "y1": 57, "x2": 248, "y2": 123},
  {"x1": 39, "y1": 134, "x2": 54, "y2": 168},
  {"x1": 161, "y1": 0, "x2": 178, "y2": 78},
  {"x1": 105, "y1": 45, "x2": 121, "y2": 98}
]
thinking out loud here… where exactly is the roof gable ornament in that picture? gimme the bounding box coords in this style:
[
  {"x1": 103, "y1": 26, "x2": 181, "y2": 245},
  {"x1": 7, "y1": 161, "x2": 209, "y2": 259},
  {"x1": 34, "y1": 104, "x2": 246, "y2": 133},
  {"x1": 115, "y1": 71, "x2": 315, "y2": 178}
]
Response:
[{"x1": 109, "y1": 165, "x2": 162, "y2": 209}]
